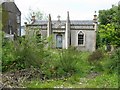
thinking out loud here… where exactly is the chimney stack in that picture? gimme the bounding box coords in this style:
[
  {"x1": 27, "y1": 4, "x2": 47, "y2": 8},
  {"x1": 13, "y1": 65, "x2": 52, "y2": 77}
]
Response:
[
  {"x1": 93, "y1": 11, "x2": 97, "y2": 23},
  {"x1": 31, "y1": 12, "x2": 35, "y2": 24}
]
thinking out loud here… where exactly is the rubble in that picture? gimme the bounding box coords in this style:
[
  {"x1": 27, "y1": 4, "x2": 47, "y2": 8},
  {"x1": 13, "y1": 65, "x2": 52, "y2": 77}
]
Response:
[{"x1": 1, "y1": 67, "x2": 43, "y2": 88}]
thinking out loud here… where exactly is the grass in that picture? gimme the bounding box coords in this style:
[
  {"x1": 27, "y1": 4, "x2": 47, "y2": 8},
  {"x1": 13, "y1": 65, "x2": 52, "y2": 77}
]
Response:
[
  {"x1": 23, "y1": 50, "x2": 119, "y2": 88},
  {"x1": 2, "y1": 36, "x2": 119, "y2": 88},
  {"x1": 24, "y1": 73, "x2": 118, "y2": 88},
  {"x1": 86, "y1": 73, "x2": 118, "y2": 88}
]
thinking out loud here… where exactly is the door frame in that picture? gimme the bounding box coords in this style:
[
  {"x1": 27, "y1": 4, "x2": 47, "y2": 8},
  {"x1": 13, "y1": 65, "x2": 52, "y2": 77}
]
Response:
[{"x1": 56, "y1": 34, "x2": 62, "y2": 49}]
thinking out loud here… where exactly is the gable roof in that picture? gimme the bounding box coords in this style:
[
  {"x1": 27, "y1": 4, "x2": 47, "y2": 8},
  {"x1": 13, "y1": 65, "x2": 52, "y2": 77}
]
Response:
[
  {"x1": 2, "y1": 2, "x2": 21, "y2": 15},
  {"x1": 32, "y1": 20, "x2": 94, "y2": 25},
  {"x1": 70, "y1": 20, "x2": 94, "y2": 25}
]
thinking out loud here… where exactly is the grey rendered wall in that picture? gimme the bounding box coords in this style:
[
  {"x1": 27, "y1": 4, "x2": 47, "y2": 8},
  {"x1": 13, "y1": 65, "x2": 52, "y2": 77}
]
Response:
[{"x1": 71, "y1": 30, "x2": 96, "y2": 52}]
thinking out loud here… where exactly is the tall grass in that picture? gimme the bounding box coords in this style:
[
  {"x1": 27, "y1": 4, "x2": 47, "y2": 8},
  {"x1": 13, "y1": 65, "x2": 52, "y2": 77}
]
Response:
[
  {"x1": 2, "y1": 34, "x2": 47, "y2": 72},
  {"x1": 101, "y1": 48, "x2": 120, "y2": 74},
  {"x1": 2, "y1": 31, "x2": 119, "y2": 88},
  {"x1": 58, "y1": 48, "x2": 78, "y2": 75},
  {"x1": 2, "y1": 33, "x2": 89, "y2": 79}
]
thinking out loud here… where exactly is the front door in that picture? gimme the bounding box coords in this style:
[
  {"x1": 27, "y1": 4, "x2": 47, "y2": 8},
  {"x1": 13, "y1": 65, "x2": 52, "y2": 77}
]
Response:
[{"x1": 56, "y1": 34, "x2": 62, "y2": 49}]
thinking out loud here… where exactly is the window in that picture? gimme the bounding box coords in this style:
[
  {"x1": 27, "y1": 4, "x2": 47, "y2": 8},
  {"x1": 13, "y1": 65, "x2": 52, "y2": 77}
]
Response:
[
  {"x1": 16, "y1": 15, "x2": 20, "y2": 23},
  {"x1": 78, "y1": 31, "x2": 84, "y2": 45}
]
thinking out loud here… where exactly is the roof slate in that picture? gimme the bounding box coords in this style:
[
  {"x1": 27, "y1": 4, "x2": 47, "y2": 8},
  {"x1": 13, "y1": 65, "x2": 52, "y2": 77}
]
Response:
[{"x1": 32, "y1": 20, "x2": 94, "y2": 25}]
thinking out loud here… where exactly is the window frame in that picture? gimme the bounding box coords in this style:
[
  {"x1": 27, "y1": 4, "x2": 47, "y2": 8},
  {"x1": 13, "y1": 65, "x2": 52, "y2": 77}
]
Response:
[{"x1": 78, "y1": 30, "x2": 85, "y2": 46}]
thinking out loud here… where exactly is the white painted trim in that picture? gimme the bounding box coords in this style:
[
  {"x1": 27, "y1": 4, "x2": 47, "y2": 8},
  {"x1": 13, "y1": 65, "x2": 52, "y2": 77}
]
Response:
[
  {"x1": 77, "y1": 30, "x2": 85, "y2": 46},
  {"x1": 65, "y1": 23, "x2": 68, "y2": 49},
  {"x1": 56, "y1": 33, "x2": 63, "y2": 49}
]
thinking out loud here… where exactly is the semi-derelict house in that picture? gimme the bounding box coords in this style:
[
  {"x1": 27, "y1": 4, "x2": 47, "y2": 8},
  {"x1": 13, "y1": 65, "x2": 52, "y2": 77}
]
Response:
[
  {"x1": 1, "y1": 0, "x2": 21, "y2": 39},
  {"x1": 25, "y1": 12, "x2": 97, "y2": 52}
]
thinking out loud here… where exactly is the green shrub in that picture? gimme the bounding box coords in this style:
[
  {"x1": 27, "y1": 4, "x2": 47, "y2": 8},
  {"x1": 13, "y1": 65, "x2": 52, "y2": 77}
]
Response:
[
  {"x1": 2, "y1": 35, "x2": 47, "y2": 72},
  {"x1": 75, "y1": 52, "x2": 91, "y2": 76},
  {"x1": 40, "y1": 47, "x2": 79, "y2": 79},
  {"x1": 2, "y1": 39, "x2": 16, "y2": 72},
  {"x1": 41, "y1": 50, "x2": 91, "y2": 79},
  {"x1": 15, "y1": 36, "x2": 45, "y2": 69},
  {"x1": 88, "y1": 49, "x2": 104, "y2": 64},
  {"x1": 88, "y1": 49, "x2": 105, "y2": 72},
  {"x1": 57, "y1": 47, "x2": 79, "y2": 77},
  {"x1": 103, "y1": 48, "x2": 120, "y2": 73}
]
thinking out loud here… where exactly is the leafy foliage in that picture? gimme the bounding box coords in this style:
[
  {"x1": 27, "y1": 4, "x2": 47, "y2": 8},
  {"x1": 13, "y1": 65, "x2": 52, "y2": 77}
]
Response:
[
  {"x1": 88, "y1": 49, "x2": 104, "y2": 64},
  {"x1": 99, "y1": 24, "x2": 120, "y2": 45},
  {"x1": 102, "y1": 48, "x2": 120, "y2": 73},
  {"x1": 2, "y1": 33, "x2": 46, "y2": 72},
  {"x1": 2, "y1": 37, "x2": 119, "y2": 88},
  {"x1": 98, "y1": 5, "x2": 120, "y2": 47},
  {"x1": 58, "y1": 47, "x2": 78, "y2": 75},
  {"x1": 39, "y1": 48, "x2": 87, "y2": 79},
  {"x1": 2, "y1": 39, "x2": 15, "y2": 71},
  {"x1": 88, "y1": 49, "x2": 104, "y2": 72},
  {"x1": 1, "y1": 3, "x2": 119, "y2": 88}
]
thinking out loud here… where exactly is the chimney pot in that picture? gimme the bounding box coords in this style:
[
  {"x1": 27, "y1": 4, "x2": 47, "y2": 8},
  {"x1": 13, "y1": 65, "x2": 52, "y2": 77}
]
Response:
[{"x1": 31, "y1": 12, "x2": 35, "y2": 23}]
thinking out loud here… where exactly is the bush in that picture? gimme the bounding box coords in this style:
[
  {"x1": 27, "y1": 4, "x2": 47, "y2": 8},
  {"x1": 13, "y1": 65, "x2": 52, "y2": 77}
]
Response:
[
  {"x1": 88, "y1": 49, "x2": 104, "y2": 64},
  {"x1": 39, "y1": 48, "x2": 77, "y2": 79},
  {"x1": 2, "y1": 39, "x2": 16, "y2": 72},
  {"x1": 41, "y1": 49, "x2": 91, "y2": 79},
  {"x1": 2, "y1": 35, "x2": 47, "y2": 72},
  {"x1": 87, "y1": 49, "x2": 104, "y2": 72},
  {"x1": 57, "y1": 47, "x2": 79, "y2": 77},
  {"x1": 103, "y1": 48, "x2": 120, "y2": 73}
]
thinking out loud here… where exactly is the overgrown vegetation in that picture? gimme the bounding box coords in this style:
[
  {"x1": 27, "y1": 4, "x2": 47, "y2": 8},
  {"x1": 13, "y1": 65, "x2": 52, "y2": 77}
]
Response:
[
  {"x1": 1, "y1": 4, "x2": 119, "y2": 89},
  {"x1": 102, "y1": 48, "x2": 120, "y2": 74},
  {"x1": 2, "y1": 35, "x2": 44, "y2": 71},
  {"x1": 1, "y1": 32, "x2": 119, "y2": 88},
  {"x1": 97, "y1": 5, "x2": 120, "y2": 48}
]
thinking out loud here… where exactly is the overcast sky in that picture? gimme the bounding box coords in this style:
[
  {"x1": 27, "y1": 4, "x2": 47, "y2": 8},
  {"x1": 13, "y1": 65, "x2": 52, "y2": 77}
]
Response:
[{"x1": 14, "y1": 0, "x2": 120, "y2": 25}]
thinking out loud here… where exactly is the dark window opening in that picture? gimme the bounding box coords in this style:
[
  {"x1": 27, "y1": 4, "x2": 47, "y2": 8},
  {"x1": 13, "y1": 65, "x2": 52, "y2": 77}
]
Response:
[{"x1": 78, "y1": 31, "x2": 84, "y2": 45}]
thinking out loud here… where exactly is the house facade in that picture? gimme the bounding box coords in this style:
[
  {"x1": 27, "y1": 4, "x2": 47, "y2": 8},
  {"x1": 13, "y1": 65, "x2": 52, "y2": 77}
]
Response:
[
  {"x1": 25, "y1": 12, "x2": 97, "y2": 52},
  {"x1": 1, "y1": 0, "x2": 21, "y2": 39}
]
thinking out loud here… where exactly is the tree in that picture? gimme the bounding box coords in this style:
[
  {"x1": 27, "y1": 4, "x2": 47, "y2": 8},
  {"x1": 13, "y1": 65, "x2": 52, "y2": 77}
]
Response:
[
  {"x1": 97, "y1": 5, "x2": 120, "y2": 48},
  {"x1": 25, "y1": 8, "x2": 48, "y2": 24},
  {"x1": 98, "y1": 5, "x2": 118, "y2": 25},
  {"x1": 99, "y1": 24, "x2": 120, "y2": 45}
]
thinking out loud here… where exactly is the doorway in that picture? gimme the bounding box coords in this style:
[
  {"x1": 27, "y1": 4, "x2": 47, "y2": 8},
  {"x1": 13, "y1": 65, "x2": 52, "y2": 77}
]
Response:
[{"x1": 56, "y1": 34, "x2": 62, "y2": 49}]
